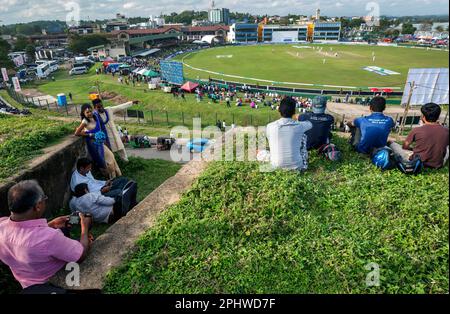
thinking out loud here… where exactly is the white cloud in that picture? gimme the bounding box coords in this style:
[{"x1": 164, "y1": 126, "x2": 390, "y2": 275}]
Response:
[
  {"x1": 0, "y1": 0, "x2": 448, "y2": 24},
  {"x1": 123, "y1": 2, "x2": 137, "y2": 9}
]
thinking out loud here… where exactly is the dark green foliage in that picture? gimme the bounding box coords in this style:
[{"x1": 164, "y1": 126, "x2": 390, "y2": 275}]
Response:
[
  {"x1": 402, "y1": 23, "x2": 417, "y2": 35},
  {"x1": 68, "y1": 34, "x2": 108, "y2": 54},
  {"x1": 104, "y1": 136, "x2": 448, "y2": 294}
]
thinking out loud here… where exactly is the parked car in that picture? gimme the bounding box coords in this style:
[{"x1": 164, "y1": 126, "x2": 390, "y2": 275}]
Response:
[
  {"x1": 69, "y1": 66, "x2": 88, "y2": 75},
  {"x1": 186, "y1": 138, "x2": 209, "y2": 153}
]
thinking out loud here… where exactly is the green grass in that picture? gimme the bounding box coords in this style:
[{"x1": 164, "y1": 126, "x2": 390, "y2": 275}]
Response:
[
  {"x1": 104, "y1": 136, "x2": 449, "y2": 294},
  {"x1": 35, "y1": 69, "x2": 281, "y2": 127},
  {"x1": 176, "y1": 44, "x2": 449, "y2": 89},
  {"x1": 0, "y1": 114, "x2": 76, "y2": 181},
  {"x1": 117, "y1": 156, "x2": 182, "y2": 202}
]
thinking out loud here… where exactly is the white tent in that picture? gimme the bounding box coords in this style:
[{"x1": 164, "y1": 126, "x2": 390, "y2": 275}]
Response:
[
  {"x1": 402, "y1": 68, "x2": 449, "y2": 105},
  {"x1": 200, "y1": 35, "x2": 221, "y2": 44},
  {"x1": 137, "y1": 68, "x2": 148, "y2": 75}
]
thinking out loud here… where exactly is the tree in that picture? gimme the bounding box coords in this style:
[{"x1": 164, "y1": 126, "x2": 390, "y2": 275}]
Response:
[
  {"x1": 435, "y1": 25, "x2": 444, "y2": 32},
  {"x1": 68, "y1": 34, "x2": 108, "y2": 54},
  {"x1": 25, "y1": 44, "x2": 36, "y2": 62},
  {"x1": 0, "y1": 38, "x2": 10, "y2": 54},
  {"x1": 402, "y1": 23, "x2": 417, "y2": 34},
  {"x1": 0, "y1": 38, "x2": 13, "y2": 70},
  {"x1": 14, "y1": 35, "x2": 30, "y2": 51},
  {"x1": 384, "y1": 28, "x2": 400, "y2": 38}
]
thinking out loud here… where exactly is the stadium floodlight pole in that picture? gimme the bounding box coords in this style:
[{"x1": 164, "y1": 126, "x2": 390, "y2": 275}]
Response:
[{"x1": 399, "y1": 81, "x2": 416, "y2": 135}]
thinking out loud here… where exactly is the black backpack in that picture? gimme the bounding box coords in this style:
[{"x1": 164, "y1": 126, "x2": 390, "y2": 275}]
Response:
[
  {"x1": 318, "y1": 144, "x2": 342, "y2": 162},
  {"x1": 394, "y1": 154, "x2": 424, "y2": 175}
]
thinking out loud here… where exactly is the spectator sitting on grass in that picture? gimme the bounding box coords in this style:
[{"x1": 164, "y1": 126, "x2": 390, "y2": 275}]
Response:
[
  {"x1": 388, "y1": 103, "x2": 449, "y2": 169},
  {"x1": 347, "y1": 96, "x2": 394, "y2": 155},
  {"x1": 260, "y1": 97, "x2": 313, "y2": 171},
  {"x1": 0, "y1": 180, "x2": 92, "y2": 290},
  {"x1": 295, "y1": 96, "x2": 335, "y2": 151}
]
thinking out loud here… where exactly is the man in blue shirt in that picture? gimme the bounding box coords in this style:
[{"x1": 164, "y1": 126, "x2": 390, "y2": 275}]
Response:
[
  {"x1": 347, "y1": 97, "x2": 394, "y2": 154},
  {"x1": 297, "y1": 96, "x2": 335, "y2": 151}
]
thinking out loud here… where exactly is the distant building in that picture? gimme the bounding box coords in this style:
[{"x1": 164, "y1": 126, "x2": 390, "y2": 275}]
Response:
[
  {"x1": 149, "y1": 15, "x2": 165, "y2": 28},
  {"x1": 313, "y1": 22, "x2": 341, "y2": 41},
  {"x1": 68, "y1": 24, "x2": 101, "y2": 35},
  {"x1": 228, "y1": 21, "x2": 341, "y2": 43},
  {"x1": 108, "y1": 27, "x2": 182, "y2": 56},
  {"x1": 28, "y1": 33, "x2": 68, "y2": 48},
  {"x1": 105, "y1": 13, "x2": 129, "y2": 32},
  {"x1": 192, "y1": 19, "x2": 214, "y2": 27},
  {"x1": 261, "y1": 25, "x2": 309, "y2": 43},
  {"x1": 315, "y1": 8, "x2": 321, "y2": 21},
  {"x1": 360, "y1": 23, "x2": 374, "y2": 32},
  {"x1": 208, "y1": 7, "x2": 230, "y2": 25},
  {"x1": 87, "y1": 42, "x2": 127, "y2": 59},
  {"x1": 432, "y1": 22, "x2": 449, "y2": 32},
  {"x1": 228, "y1": 23, "x2": 259, "y2": 43},
  {"x1": 181, "y1": 25, "x2": 229, "y2": 42}
]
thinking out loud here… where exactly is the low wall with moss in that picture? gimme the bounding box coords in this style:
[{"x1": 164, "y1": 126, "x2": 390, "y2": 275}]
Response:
[{"x1": 0, "y1": 136, "x2": 85, "y2": 217}]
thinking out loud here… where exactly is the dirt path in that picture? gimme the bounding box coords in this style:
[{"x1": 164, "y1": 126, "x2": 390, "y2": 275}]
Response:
[
  {"x1": 316, "y1": 50, "x2": 340, "y2": 58},
  {"x1": 327, "y1": 102, "x2": 423, "y2": 120}
]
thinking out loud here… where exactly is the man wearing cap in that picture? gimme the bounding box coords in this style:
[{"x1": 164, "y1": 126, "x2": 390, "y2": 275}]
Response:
[{"x1": 296, "y1": 96, "x2": 335, "y2": 151}]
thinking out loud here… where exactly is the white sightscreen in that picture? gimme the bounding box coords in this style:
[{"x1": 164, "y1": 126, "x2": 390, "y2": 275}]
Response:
[
  {"x1": 402, "y1": 68, "x2": 449, "y2": 105},
  {"x1": 271, "y1": 31, "x2": 299, "y2": 43}
]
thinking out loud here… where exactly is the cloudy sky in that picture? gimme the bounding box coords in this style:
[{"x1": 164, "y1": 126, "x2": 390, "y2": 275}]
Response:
[{"x1": 0, "y1": 0, "x2": 448, "y2": 25}]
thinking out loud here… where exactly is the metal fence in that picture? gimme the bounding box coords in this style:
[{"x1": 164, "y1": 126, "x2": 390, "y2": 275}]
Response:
[{"x1": 8, "y1": 88, "x2": 448, "y2": 132}]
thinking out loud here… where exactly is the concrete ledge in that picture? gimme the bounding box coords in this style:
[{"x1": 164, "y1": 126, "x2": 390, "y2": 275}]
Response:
[
  {"x1": 0, "y1": 136, "x2": 85, "y2": 217},
  {"x1": 50, "y1": 159, "x2": 208, "y2": 290}
]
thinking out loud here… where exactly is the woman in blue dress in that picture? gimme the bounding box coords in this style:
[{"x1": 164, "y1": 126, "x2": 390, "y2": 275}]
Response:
[{"x1": 75, "y1": 104, "x2": 121, "y2": 179}]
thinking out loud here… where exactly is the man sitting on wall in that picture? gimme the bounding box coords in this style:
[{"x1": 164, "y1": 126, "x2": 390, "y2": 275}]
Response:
[
  {"x1": 347, "y1": 96, "x2": 395, "y2": 155},
  {"x1": 0, "y1": 180, "x2": 92, "y2": 291},
  {"x1": 388, "y1": 102, "x2": 449, "y2": 169}
]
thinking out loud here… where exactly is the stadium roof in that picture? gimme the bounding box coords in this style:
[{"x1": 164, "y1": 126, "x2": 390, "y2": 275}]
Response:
[
  {"x1": 182, "y1": 25, "x2": 230, "y2": 32},
  {"x1": 111, "y1": 26, "x2": 181, "y2": 36},
  {"x1": 132, "y1": 48, "x2": 161, "y2": 57}
]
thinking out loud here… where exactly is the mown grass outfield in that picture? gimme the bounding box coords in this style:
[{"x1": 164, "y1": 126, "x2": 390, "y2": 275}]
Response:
[
  {"x1": 176, "y1": 44, "x2": 449, "y2": 89},
  {"x1": 103, "y1": 136, "x2": 449, "y2": 294}
]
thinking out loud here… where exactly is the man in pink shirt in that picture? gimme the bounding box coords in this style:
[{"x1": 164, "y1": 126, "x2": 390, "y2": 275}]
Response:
[{"x1": 0, "y1": 180, "x2": 92, "y2": 291}]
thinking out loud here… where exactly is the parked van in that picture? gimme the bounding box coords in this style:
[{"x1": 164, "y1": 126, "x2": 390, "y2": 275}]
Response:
[{"x1": 69, "y1": 66, "x2": 88, "y2": 76}]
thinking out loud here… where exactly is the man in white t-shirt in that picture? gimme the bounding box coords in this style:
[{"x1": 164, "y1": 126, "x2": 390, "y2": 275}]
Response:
[{"x1": 264, "y1": 97, "x2": 313, "y2": 171}]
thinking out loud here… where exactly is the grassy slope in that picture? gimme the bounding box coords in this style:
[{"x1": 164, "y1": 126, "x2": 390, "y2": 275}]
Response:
[
  {"x1": 0, "y1": 114, "x2": 76, "y2": 181},
  {"x1": 104, "y1": 136, "x2": 449, "y2": 294},
  {"x1": 177, "y1": 44, "x2": 449, "y2": 88},
  {"x1": 36, "y1": 70, "x2": 281, "y2": 127}
]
